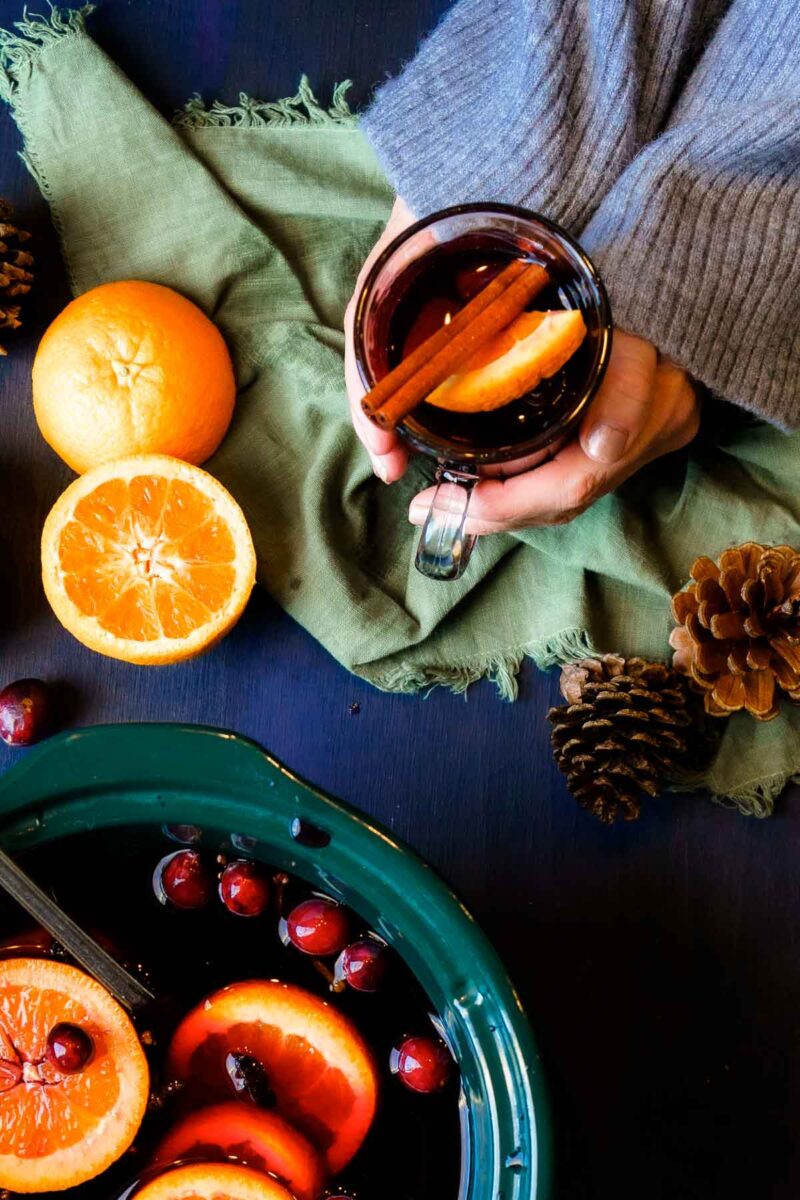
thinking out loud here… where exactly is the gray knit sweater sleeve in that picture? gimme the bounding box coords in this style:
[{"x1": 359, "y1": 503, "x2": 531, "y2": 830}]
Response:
[{"x1": 361, "y1": 0, "x2": 800, "y2": 428}]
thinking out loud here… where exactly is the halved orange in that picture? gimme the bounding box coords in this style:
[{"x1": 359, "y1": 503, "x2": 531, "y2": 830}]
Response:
[
  {"x1": 166, "y1": 981, "x2": 377, "y2": 1174},
  {"x1": 41, "y1": 455, "x2": 256, "y2": 665},
  {"x1": 136, "y1": 1162, "x2": 294, "y2": 1200},
  {"x1": 427, "y1": 307, "x2": 587, "y2": 412},
  {"x1": 0, "y1": 958, "x2": 149, "y2": 1192},
  {"x1": 151, "y1": 1103, "x2": 325, "y2": 1200}
]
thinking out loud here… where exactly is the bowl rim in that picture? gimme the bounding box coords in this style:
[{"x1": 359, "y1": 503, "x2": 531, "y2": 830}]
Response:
[
  {"x1": 0, "y1": 724, "x2": 553, "y2": 1200},
  {"x1": 353, "y1": 200, "x2": 613, "y2": 465}
]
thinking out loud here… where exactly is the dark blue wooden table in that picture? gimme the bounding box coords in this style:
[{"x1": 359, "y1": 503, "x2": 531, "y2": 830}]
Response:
[{"x1": 0, "y1": 3, "x2": 798, "y2": 1196}]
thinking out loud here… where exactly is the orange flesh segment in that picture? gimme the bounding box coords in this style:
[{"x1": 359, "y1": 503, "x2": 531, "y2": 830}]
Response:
[
  {"x1": 0, "y1": 985, "x2": 119, "y2": 1157},
  {"x1": 0, "y1": 959, "x2": 148, "y2": 1192},
  {"x1": 166, "y1": 981, "x2": 378, "y2": 1175},
  {"x1": 427, "y1": 307, "x2": 587, "y2": 413},
  {"x1": 135, "y1": 1162, "x2": 294, "y2": 1200},
  {"x1": 152, "y1": 1102, "x2": 325, "y2": 1200},
  {"x1": 59, "y1": 474, "x2": 237, "y2": 641}
]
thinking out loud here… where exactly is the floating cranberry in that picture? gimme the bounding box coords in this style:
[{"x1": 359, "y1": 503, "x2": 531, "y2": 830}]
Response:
[
  {"x1": 230, "y1": 832, "x2": 257, "y2": 853},
  {"x1": 336, "y1": 938, "x2": 389, "y2": 992},
  {"x1": 219, "y1": 860, "x2": 270, "y2": 917},
  {"x1": 0, "y1": 679, "x2": 53, "y2": 747},
  {"x1": 390, "y1": 1035, "x2": 452, "y2": 1094},
  {"x1": 153, "y1": 850, "x2": 211, "y2": 910},
  {"x1": 225, "y1": 1051, "x2": 275, "y2": 1107},
  {"x1": 162, "y1": 823, "x2": 202, "y2": 845},
  {"x1": 46, "y1": 1023, "x2": 93, "y2": 1073},
  {"x1": 289, "y1": 817, "x2": 330, "y2": 848},
  {"x1": 285, "y1": 897, "x2": 350, "y2": 957}
]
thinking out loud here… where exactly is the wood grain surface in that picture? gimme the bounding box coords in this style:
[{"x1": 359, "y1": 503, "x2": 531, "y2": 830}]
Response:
[{"x1": 0, "y1": 2, "x2": 797, "y2": 1196}]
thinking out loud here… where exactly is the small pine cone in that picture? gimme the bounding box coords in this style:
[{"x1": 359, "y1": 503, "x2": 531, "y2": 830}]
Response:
[
  {"x1": 0, "y1": 199, "x2": 34, "y2": 357},
  {"x1": 547, "y1": 654, "x2": 694, "y2": 824},
  {"x1": 669, "y1": 542, "x2": 800, "y2": 721}
]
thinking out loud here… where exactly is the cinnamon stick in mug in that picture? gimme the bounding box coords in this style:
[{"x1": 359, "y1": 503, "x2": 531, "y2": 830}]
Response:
[{"x1": 361, "y1": 259, "x2": 549, "y2": 431}]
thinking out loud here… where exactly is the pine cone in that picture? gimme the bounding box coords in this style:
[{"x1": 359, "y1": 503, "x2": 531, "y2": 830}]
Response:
[
  {"x1": 669, "y1": 542, "x2": 800, "y2": 721},
  {"x1": 0, "y1": 200, "x2": 34, "y2": 356},
  {"x1": 547, "y1": 654, "x2": 694, "y2": 824}
]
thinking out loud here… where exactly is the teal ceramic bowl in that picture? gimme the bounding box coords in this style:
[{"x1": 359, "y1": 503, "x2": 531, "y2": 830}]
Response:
[{"x1": 0, "y1": 724, "x2": 552, "y2": 1200}]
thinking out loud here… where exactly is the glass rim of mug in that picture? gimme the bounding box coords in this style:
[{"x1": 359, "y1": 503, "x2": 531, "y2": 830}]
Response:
[{"x1": 352, "y1": 201, "x2": 614, "y2": 465}]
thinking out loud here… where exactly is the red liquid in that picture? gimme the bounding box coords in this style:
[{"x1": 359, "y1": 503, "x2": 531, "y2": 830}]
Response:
[
  {"x1": 380, "y1": 234, "x2": 596, "y2": 458},
  {"x1": 0, "y1": 827, "x2": 461, "y2": 1200}
]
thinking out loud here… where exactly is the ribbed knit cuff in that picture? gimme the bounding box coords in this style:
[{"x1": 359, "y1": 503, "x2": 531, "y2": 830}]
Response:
[
  {"x1": 361, "y1": 0, "x2": 521, "y2": 218},
  {"x1": 582, "y1": 115, "x2": 800, "y2": 430},
  {"x1": 364, "y1": 0, "x2": 800, "y2": 427}
]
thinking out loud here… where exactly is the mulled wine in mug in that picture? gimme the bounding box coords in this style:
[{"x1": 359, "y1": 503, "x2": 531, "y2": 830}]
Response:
[{"x1": 353, "y1": 203, "x2": 612, "y2": 580}]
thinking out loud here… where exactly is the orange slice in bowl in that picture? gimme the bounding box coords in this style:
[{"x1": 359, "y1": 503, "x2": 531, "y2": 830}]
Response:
[
  {"x1": 136, "y1": 1162, "x2": 294, "y2": 1200},
  {"x1": 151, "y1": 1102, "x2": 326, "y2": 1200},
  {"x1": 427, "y1": 307, "x2": 587, "y2": 413},
  {"x1": 166, "y1": 981, "x2": 377, "y2": 1175},
  {"x1": 0, "y1": 958, "x2": 149, "y2": 1192},
  {"x1": 41, "y1": 454, "x2": 256, "y2": 666}
]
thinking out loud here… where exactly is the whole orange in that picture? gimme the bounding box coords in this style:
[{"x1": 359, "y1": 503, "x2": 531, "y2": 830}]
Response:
[{"x1": 33, "y1": 280, "x2": 236, "y2": 473}]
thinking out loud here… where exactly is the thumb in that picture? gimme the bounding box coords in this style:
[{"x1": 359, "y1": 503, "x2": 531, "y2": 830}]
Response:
[{"x1": 579, "y1": 330, "x2": 657, "y2": 464}]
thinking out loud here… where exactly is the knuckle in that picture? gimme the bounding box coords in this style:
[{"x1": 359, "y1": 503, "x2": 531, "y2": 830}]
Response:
[
  {"x1": 561, "y1": 469, "x2": 603, "y2": 520},
  {"x1": 664, "y1": 388, "x2": 700, "y2": 450}
]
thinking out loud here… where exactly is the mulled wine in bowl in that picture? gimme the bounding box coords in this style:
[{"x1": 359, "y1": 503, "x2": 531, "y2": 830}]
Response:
[
  {"x1": 353, "y1": 203, "x2": 612, "y2": 580},
  {"x1": 0, "y1": 725, "x2": 551, "y2": 1200}
]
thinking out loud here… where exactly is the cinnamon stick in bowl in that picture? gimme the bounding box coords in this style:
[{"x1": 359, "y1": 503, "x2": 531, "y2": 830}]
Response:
[{"x1": 361, "y1": 259, "x2": 549, "y2": 431}]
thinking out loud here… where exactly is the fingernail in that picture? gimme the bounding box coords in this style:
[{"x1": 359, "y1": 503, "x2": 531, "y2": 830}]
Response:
[
  {"x1": 585, "y1": 422, "x2": 628, "y2": 463},
  {"x1": 373, "y1": 458, "x2": 388, "y2": 483},
  {"x1": 408, "y1": 500, "x2": 425, "y2": 524}
]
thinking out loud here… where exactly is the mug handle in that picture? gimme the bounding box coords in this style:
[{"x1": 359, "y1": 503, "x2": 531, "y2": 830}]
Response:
[{"x1": 415, "y1": 465, "x2": 479, "y2": 581}]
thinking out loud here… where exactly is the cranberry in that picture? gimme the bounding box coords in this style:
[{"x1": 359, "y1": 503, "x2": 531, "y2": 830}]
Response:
[
  {"x1": 230, "y1": 832, "x2": 257, "y2": 853},
  {"x1": 153, "y1": 850, "x2": 211, "y2": 910},
  {"x1": 0, "y1": 679, "x2": 53, "y2": 747},
  {"x1": 289, "y1": 817, "x2": 330, "y2": 848},
  {"x1": 336, "y1": 938, "x2": 389, "y2": 992},
  {"x1": 162, "y1": 823, "x2": 202, "y2": 844},
  {"x1": 46, "y1": 1023, "x2": 93, "y2": 1073},
  {"x1": 219, "y1": 860, "x2": 270, "y2": 917},
  {"x1": 285, "y1": 897, "x2": 350, "y2": 956},
  {"x1": 390, "y1": 1036, "x2": 452, "y2": 1094},
  {"x1": 225, "y1": 1052, "x2": 275, "y2": 1107}
]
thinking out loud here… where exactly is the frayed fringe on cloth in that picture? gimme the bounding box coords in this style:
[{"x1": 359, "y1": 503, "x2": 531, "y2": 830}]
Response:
[
  {"x1": 368, "y1": 628, "x2": 600, "y2": 703},
  {"x1": 174, "y1": 77, "x2": 356, "y2": 130},
  {"x1": 2, "y1": 8, "x2": 797, "y2": 821},
  {"x1": 676, "y1": 768, "x2": 800, "y2": 820},
  {"x1": 0, "y1": 3, "x2": 94, "y2": 103},
  {"x1": 0, "y1": 5, "x2": 356, "y2": 132}
]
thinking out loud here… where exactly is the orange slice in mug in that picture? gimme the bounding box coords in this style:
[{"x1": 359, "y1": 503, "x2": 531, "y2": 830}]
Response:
[
  {"x1": 166, "y1": 980, "x2": 377, "y2": 1174},
  {"x1": 426, "y1": 307, "x2": 587, "y2": 413},
  {"x1": 0, "y1": 958, "x2": 149, "y2": 1192},
  {"x1": 152, "y1": 1103, "x2": 326, "y2": 1200},
  {"x1": 41, "y1": 454, "x2": 256, "y2": 666},
  {"x1": 136, "y1": 1162, "x2": 294, "y2": 1200}
]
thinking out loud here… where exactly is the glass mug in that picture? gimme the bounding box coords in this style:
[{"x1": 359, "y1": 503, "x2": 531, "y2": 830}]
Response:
[{"x1": 353, "y1": 203, "x2": 613, "y2": 580}]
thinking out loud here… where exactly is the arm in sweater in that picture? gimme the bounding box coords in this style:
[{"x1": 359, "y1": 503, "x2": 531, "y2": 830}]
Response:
[{"x1": 362, "y1": 0, "x2": 800, "y2": 427}]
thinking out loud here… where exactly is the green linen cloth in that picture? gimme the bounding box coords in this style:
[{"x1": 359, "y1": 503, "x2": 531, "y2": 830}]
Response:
[{"x1": 2, "y1": 5, "x2": 800, "y2": 815}]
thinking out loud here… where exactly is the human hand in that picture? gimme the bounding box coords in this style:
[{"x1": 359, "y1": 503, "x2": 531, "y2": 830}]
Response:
[
  {"x1": 344, "y1": 196, "x2": 416, "y2": 484},
  {"x1": 408, "y1": 330, "x2": 700, "y2": 533}
]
